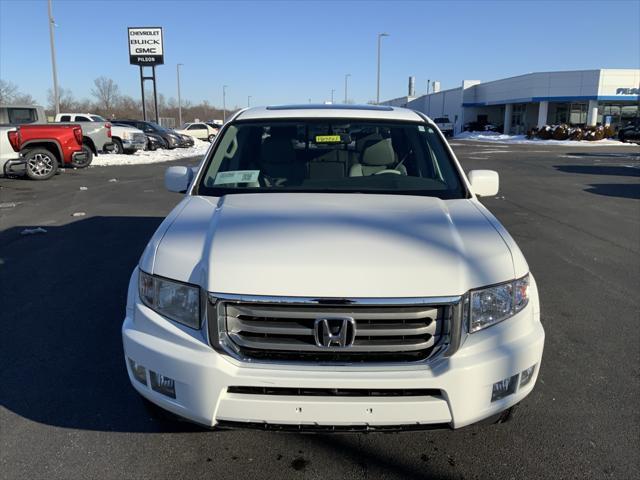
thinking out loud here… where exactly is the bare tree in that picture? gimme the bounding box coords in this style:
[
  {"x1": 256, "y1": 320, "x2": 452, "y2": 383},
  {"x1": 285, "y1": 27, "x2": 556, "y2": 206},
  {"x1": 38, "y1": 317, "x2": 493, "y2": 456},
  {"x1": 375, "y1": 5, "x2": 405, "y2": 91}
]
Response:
[
  {"x1": 91, "y1": 76, "x2": 120, "y2": 113},
  {"x1": 13, "y1": 93, "x2": 36, "y2": 105},
  {"x1": 47, "y1": 87, "x2": 77, "y2": 112},
  {"x1": 0, "y1": 80, "x2": 19, "y2": 103}
]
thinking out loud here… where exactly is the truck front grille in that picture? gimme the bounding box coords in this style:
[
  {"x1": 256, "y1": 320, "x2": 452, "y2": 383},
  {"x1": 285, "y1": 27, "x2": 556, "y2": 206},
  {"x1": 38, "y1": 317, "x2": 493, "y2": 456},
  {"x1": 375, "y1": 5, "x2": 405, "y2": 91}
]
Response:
[
  {"x1": 132, "y1": 133, "x2": 147, "y2": 143},
  {"x1": 208, "y1": 296, "x2": 457, "y2": 363}
]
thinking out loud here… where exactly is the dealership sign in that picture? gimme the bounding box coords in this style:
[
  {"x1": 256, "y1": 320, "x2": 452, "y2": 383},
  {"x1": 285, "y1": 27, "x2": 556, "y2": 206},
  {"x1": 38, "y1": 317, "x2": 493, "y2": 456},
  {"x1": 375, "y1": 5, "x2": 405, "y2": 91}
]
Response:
[
  {"x1": 616, "y1": 87, "x2": 639, "y2": 95},
  {"x1": 128, "y1": 27, "x2": 164, "y2": 66}
]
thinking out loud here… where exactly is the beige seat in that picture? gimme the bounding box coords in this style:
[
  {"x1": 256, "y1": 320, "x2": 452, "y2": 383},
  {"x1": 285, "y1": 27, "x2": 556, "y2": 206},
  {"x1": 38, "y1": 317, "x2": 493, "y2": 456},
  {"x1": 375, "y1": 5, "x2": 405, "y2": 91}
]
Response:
[{"x1": 349, "y1": 138, "x2": 406, "y2": 176}]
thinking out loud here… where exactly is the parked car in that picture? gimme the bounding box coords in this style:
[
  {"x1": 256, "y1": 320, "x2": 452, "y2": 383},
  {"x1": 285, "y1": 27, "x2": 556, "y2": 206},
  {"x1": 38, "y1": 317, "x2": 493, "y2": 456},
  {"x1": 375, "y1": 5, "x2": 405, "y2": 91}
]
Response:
[
  {"x1": 55, "y1": 113, "x2": 146, "y2": 154},
  {"x1": 175, "y1": 122, "x2": 218, "y2": 142},
  {"x1": 433, "y1": 116, "x2": 454, "y2": 137},
  {"x1": 123, "y1": 105, "x2": 544, "y2": 430},
  {"x1": 0, "y1": 104, "x2": 113, "y2": 164},
  {"x1": 177, "y1": 133, "x2": 195, "y2": 148},
  {"x1": 1, "y1": 123, "x2": 86, "y2": 179},
  {"x1": 618, "y1": 118, "x2": 640, "y2": 143},
  {"x1": 113, "y1": 120, "x2": 182, "y2": 150}
]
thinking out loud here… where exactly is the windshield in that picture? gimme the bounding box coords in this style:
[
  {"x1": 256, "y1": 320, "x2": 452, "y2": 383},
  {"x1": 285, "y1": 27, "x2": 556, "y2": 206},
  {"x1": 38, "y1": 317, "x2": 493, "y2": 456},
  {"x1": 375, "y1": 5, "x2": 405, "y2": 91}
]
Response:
[
  {"x1": 196, "y1": 120, "x2": 467, "y2": 198},
  {"x1": 90, "y1": 115, "x2": 107, "y2": 121}
]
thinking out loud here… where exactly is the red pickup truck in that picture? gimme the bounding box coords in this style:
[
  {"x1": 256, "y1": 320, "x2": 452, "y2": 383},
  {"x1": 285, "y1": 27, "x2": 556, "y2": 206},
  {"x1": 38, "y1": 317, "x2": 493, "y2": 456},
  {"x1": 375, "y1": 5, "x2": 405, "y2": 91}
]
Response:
[{"x1": 4, "y1": 124, "x2": 88, "y2": 180}]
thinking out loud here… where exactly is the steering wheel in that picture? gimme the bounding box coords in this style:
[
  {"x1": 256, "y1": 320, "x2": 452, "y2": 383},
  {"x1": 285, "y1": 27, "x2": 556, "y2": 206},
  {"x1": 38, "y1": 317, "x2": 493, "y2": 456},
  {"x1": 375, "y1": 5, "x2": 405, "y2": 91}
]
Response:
[{"x1": 374, "y1": 169, "x2": 402, "y2": 175}]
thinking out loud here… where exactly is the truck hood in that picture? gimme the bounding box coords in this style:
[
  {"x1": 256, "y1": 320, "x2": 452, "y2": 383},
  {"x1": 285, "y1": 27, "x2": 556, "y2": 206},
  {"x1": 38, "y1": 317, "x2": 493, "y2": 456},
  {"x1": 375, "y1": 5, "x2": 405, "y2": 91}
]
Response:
[
  {"x1": 111, "y1": 125, "x2": 143, "y2": 136},
  {"x1": 145, "y1": 193, "x2": 526, "y2": 298}
]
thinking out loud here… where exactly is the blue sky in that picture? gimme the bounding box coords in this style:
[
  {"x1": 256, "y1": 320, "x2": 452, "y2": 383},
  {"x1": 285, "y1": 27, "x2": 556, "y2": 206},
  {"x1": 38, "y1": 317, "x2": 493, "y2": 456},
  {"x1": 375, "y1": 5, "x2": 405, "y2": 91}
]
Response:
[{"x1": 1, "y1": 0, "x2": 639, "y2": 108}]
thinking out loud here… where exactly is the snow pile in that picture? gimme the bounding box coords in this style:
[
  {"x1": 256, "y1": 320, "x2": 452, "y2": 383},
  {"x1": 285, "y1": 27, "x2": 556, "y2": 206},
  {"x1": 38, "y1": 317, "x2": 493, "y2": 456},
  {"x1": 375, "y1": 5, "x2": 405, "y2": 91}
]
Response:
[
  {"x1": 455, "y1": 131, "x2": 634, "y2": 146},
  {"x1": 92, "y1": 139, "x2": 210, "y2": 166}
]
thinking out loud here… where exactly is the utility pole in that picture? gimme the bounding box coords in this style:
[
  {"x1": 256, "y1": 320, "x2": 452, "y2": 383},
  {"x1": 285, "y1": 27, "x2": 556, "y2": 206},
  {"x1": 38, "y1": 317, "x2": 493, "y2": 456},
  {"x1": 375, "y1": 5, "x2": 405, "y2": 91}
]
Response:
[
  {"x1": 177, "y1": 63, "x2": 183, "y2": 126},
  {"x1": 47, "y1": 0, "x2": 60, "y2": 115},
  {"x1": 222, "y1": 85, "x2": 227, "y2": 122},
  {"x1": 344, "y1": 73, "x2": 351, "y2": 103},
  {"x1": 247, "y1": 95, "x2": 252, "y2": 107},
  {"x1": 331, "y1": 89, "x2": 335, "y2": 103},
  {"x1": 376, "y1": 32, "x2": 389, "y2": 104}
]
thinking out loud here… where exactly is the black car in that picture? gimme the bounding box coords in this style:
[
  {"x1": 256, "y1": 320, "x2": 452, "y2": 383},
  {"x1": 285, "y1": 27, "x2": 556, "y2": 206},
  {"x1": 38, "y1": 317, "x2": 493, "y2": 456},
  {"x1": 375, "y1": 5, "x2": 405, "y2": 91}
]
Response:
[
  {"x1": 113, "y1": 120, "x2": 182, "y2": 150},
  {"x1": 618, "y1": 118, "x2": 640, "y2": 144},
  {"x1": 175, "y1": 133, "x2": 195, "y2": 148}
]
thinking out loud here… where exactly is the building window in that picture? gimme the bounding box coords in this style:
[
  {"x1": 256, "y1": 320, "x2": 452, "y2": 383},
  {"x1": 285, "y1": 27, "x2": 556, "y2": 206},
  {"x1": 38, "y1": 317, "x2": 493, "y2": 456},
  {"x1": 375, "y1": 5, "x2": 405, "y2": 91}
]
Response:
[
  {"x1": 511, "y1": 104, "x2": 526, "y2": 134},
  {"x1": 569, "y1": 103, "x2": 587, "y2": 125}
]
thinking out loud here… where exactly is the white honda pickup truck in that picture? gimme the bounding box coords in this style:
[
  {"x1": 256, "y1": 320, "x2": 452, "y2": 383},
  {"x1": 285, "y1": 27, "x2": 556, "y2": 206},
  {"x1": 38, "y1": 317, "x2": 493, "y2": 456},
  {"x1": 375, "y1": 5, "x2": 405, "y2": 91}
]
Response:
[{"x1": 122, "y1": 104, "x2": 544, "y2": 431}]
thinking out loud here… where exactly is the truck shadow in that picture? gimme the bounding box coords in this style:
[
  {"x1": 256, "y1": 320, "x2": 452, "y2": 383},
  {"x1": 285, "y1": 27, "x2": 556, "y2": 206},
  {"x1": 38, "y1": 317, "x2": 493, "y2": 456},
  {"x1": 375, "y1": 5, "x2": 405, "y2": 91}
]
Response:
[
  {"x1": 0, "y1": 216, "x2": 203, "y2": 433},
  {"x1": 554, "y1": 164, "x2": 640, "y2": 177},
  {"x1": 584, "y1": 183, "x2": 640, "y2": 199}
]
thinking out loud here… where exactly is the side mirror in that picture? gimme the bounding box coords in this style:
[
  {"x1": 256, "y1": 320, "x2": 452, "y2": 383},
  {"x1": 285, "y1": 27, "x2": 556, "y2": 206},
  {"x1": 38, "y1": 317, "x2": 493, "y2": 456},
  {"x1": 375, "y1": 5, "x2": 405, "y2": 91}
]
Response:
[
  {"x1": 468, "y1": 170, "x2": 499, "y2": 197},
  {"x1": 165, "y1": 166, "x2": 193, "y2": 193}
]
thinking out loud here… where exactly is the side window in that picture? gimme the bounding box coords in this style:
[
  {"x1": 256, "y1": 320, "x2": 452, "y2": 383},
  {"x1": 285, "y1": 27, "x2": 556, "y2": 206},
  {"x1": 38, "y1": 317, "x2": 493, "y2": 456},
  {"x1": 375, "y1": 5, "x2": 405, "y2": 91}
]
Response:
[
  {"x1": 8, "y1": 108, "x2": 37, "y2": 124},
  {"x1": 75, "y1": 116, "x2": 91, "y2": 122},
  {"x1": 187, "y1": 125, "x2": 197, "y2": 130},
  {"x1": 60, "y1": 115, "x2": 71, "y2": 122},
  {"x1": 189, "y1": 124, "x2": 206, "y2": 130}
]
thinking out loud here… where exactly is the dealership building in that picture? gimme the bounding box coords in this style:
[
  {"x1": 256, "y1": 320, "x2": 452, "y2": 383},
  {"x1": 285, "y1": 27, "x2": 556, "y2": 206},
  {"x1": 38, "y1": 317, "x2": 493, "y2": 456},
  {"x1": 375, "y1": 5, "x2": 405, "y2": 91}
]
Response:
[{"x1": 381, "y1": 69, "x2": 640, "y2": 135}]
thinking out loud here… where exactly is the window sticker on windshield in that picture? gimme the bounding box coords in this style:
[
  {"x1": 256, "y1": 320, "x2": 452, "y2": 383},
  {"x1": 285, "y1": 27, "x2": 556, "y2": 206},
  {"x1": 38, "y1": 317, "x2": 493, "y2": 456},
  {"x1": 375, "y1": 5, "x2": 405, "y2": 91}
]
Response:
[
  {"x1": 418, "y1": 125, "x2": 425, "y2": 132},
  {"x1": 315, "y1": 134, "x2": 342, "y2": 143},
  {"x1": 214, "y1": 170, "x2": 260, "y2": 185}
]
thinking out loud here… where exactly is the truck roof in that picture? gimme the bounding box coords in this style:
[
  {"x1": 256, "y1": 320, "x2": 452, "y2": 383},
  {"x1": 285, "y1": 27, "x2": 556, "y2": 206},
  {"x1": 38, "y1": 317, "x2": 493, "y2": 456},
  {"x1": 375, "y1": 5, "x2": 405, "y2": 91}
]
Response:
[{"x1": 235, "y1": 104, "x2": 426, "y2": 122}]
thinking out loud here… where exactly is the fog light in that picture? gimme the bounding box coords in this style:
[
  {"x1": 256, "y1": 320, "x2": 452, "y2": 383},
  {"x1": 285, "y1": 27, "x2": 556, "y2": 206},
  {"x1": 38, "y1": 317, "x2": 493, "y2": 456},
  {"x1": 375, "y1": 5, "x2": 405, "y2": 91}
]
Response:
[
  {"x1": 150, "y1": 371, "x2": 176, "y2": 398},
  {"x1": 491, "y1": 374, "x2": 518, "y2": 402},
  {"x1": 128, "y1": 358, "x2": 147, "y2": 385},
  {"x1": 520, "y1": 364, "x2": 536, "y2": 387}
]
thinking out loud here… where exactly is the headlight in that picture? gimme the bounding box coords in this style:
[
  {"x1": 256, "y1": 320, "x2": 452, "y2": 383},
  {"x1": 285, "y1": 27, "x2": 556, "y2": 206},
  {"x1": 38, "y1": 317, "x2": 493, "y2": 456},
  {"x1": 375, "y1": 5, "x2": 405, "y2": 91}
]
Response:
[
  {"x1": 138, "y1": 270, "x2": 200, "y2": 328},
  {"x1": 122, "y1": 131, "x2": 131, "y2": 140},
  {"x1": 467, "y1": 274, "x2": 529, "y2": 333}
]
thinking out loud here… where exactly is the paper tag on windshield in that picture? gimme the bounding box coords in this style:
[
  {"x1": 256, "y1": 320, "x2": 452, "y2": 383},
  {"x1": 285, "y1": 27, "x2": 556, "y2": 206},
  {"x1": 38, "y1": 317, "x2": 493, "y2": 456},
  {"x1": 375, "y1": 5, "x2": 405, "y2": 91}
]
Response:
[{"x1": 214, "y1": 170, "x2": 260, "y2": 185}]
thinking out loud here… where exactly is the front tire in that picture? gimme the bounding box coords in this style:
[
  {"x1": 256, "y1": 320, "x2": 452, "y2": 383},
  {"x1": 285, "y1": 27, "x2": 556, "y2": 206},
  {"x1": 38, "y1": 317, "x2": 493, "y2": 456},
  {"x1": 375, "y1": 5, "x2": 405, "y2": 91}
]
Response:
[
  {"x1": 618, "y1": 132, "x2": 626, "y2": 143},
  {"x1": 208, "y1": 134, "x2": 215, "y2": 142},
  {"x1": 24, "y1": 148, "x2": 58, "y2": 180},
  {"x1": 112, "y1": 138, "x2": 124, "y2": 154},
  {"x1": 71, "y1": 144, "x2": 93, "y2": 168}
]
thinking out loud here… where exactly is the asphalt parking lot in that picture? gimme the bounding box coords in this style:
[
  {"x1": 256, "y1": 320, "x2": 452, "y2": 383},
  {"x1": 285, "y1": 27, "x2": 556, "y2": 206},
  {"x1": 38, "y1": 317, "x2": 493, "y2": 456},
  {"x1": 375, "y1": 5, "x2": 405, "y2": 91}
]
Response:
[{"x1": 1, "y1": 140, "x2": 639, "y2": 479}]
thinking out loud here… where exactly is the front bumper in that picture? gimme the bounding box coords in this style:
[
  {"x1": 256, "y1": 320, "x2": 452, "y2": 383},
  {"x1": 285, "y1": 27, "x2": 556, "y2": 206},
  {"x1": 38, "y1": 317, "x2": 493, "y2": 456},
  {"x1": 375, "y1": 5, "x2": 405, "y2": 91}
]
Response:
[{"x1": 122, "y1": 270, "x2": 544, "y2": 430}]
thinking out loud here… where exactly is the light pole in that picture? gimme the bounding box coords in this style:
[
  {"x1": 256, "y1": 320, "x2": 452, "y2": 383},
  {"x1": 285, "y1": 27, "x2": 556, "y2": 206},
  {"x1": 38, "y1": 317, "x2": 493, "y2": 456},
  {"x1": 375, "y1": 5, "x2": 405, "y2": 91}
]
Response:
[
  {"x1": 176, "y1": 63, "x2": 183, "y2": 126},
  {"x1": 247, "y1": 95, "x2": 252, "y2": 107},
  {"x1": 376, "y1": 32, "x2": 389, "y2": 104},
  {"x1": 344, "y1": 73, "x2": 351, "y2": 103},
  {"x1": 331, "y1": 89, "x2": 335, "y2": 103},
  {"x1": 222, "y1": 85, "x2": 227, "y2": 122},
  {"x1": 47, "y1": 0, "x2": 60, "y2": 115}
]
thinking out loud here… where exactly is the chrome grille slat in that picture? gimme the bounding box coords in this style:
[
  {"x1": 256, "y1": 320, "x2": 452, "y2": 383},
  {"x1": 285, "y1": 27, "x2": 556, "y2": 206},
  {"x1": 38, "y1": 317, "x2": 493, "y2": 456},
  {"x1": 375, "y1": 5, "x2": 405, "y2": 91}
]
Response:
[
  {"x1": 215, "y1": 300, "x2": 450, "y2": 363},
  {"x1": 228, "y1": 317, "x2": 313, "y2": 336},
  {"x1": 227, "y1": 304, "x2": 439, "y2": 320},
  {"x1": 228, "y1": 334, "x2": 435, "y2": 352}
]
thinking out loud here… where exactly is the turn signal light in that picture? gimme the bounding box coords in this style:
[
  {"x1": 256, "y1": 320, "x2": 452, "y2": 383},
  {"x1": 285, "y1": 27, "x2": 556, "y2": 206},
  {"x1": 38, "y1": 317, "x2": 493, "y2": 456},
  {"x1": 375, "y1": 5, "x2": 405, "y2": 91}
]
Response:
[
  {"x1": 128, "y1": 358, "x2": 147, "y2": 385},
  {"x1": 7, "y1": 130, "x2": 20, "y2": 151},
  {"x1": 520, "y1": 364, "x2": 537, "y2": 387},
  {"x1": 73, "y1": 126, "x2": 83, "y2": 145}
]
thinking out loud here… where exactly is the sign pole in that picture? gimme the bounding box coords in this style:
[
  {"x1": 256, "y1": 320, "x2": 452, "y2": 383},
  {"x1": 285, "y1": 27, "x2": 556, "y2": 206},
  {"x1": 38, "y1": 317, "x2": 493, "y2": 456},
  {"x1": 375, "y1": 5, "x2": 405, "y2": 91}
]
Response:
[
  {"x1": 152, "y1": 65, "x2": 159, "y2": 124},
  {"x1": 140, "y1": 66, "x2": 146, "y2": 121}
]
